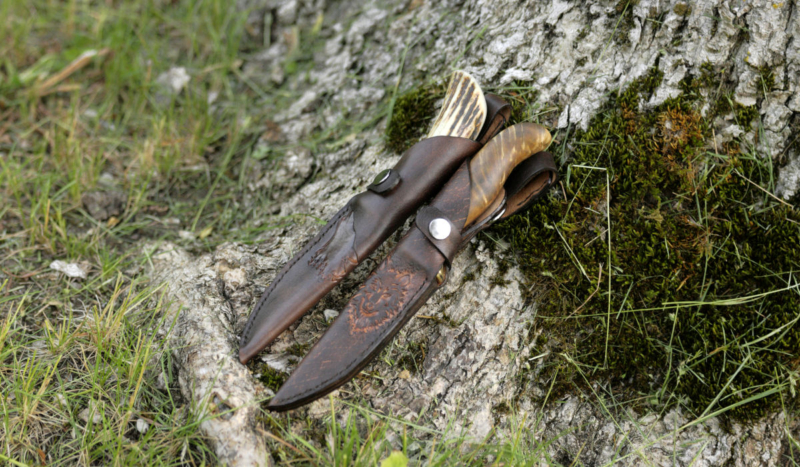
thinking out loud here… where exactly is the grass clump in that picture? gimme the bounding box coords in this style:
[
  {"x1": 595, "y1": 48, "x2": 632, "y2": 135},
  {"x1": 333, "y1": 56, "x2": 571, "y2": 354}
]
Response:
[
  {"x1": 493, "y1": 65, "x2": 800, "y2": 420},
  {"x1": 263, "y1": 400, "x2": 555, "y2": 465}
]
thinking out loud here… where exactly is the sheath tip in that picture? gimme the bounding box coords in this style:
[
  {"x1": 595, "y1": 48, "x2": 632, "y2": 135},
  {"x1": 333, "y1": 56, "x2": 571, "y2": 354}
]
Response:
[
  {"x1": 266, "y1": 393, "x2": 296, "y2": 412},
  {"x1": 238, "y1": 344, "x2": 255, "y2": 365}
]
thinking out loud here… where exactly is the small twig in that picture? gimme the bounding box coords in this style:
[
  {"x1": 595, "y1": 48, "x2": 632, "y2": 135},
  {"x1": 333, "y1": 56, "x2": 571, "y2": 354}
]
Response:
[
  {"x1": 36, "y1": 48, "x2": 111, "y2": 95},
  {"x1": 733, "y1": 169, "x2": 794, "y2": 209},
  {"x1": 570, "y1": 263, "x2": 604, "y2": 317},
  {"x1": 0, "y1": 268, "x2": 45, "y2": 280},
  {"x1": 262, "y1": 431, "x2": 307, "y2": 457},
  {"x1": 712, "y1": 128, "x2": 719, "y2": 154}
]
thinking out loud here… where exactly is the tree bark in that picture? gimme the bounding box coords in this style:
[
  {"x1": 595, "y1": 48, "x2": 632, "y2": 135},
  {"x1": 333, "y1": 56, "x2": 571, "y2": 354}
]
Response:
[{"x1": 152, "y1": 0, "x2": 800, "y2": 465}]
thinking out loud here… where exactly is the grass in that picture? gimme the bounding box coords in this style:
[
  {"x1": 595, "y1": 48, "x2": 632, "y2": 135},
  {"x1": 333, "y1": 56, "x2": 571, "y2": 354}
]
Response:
[
  {"x1": 261, "y1": 397, "x2": 580, "y2": 466},
  {"x1": 3, "y1": 0, "x2": 800, "y2": 465},
  {"x1": 0, "y1": 1, "x2": 266, "y2": 463}
]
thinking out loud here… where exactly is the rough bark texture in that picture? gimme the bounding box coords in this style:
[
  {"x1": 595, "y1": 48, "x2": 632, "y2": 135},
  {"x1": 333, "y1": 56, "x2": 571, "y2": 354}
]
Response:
[{"x1": 151, "y1": 0, "x2": 800, "y2": 465}]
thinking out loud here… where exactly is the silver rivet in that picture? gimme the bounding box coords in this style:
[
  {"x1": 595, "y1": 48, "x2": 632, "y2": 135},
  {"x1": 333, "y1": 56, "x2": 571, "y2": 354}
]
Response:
[
  {"x1": 429, "y1": 218, "x2": 451, "y2": 240},
  {"x1": 372, "y1": 169, "x2": 391, "y2": 186}
]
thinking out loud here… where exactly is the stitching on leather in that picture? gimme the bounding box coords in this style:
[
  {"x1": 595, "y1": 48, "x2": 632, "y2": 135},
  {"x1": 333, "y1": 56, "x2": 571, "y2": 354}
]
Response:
[{"x1": 242, "y1": 204, "x2": 351, "y2": 343}]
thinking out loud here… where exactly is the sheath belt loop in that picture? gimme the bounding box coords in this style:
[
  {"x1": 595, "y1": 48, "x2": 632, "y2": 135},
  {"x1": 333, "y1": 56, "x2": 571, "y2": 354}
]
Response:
[
  {"x1": 414, "y1": 206, "x2": 461, "y2": 267},
  {"x1": 500, "y1": 151, "x2": 559, "y2": 219},
  {"x1": 367, "y1": 168, "x2": 401, "y2": 194},
  {"x1": 477, "y1": 94, "x2": 512, "y2": 145}
]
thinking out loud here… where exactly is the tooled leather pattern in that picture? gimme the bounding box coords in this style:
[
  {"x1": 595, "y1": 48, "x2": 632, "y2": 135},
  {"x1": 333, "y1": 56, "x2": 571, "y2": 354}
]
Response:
[
  {"x1": 308, "y1": 207, "x2": 359, "y2": 283},
  {"x1": 279, "y1": 268, "x2": 431, "y2": 404},
  {"x1": 347, "y1": 255, "x2": 425, "y2": 335}
]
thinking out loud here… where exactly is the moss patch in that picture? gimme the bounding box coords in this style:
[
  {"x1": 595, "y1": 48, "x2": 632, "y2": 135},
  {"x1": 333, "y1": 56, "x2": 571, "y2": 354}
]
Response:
[
  {"x1": 258, "y1": 365, "x2": 288, "y2": 392},
  {"x1": 673, "y1": 2, "x2": 692, "y2": 16},
  {"x1": 611, "y1": 0, "x2": 641, "y2": 44},
  {"x1": 492, "y1": 66, "x2": 800, "y2": 420},
  {"x1": 385, "y1": 81, "x2": 446, "y2": 154}
]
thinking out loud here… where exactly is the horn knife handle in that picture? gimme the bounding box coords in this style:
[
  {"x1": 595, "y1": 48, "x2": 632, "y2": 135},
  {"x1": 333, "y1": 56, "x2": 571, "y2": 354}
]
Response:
[{"x1": 465, "y1": 123, "x2": 551, "y2": 226}]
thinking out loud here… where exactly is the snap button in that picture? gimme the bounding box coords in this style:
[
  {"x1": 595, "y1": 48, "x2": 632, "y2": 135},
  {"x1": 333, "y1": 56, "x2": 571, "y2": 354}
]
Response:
[
  {"x1": 429, "y1": 218, "x2": 451, "y2": 240},
  {"x1": 372, "y1": 169, "x2": 391, "y2": 186}
]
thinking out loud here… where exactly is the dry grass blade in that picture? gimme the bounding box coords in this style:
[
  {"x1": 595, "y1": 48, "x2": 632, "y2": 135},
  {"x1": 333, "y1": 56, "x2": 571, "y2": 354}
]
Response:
[{"x1": 35, "y1": 48, "x2": 111, "y2": 95}]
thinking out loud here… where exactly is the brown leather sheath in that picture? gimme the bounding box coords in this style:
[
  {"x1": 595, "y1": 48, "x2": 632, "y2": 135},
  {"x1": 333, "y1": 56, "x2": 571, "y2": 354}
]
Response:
[
  {"x1": 239, "y1": 95, "x2": 512, "y2": 364},
  {"x1": 267, "y1": 143, "x2": 558, "y2": 411}
]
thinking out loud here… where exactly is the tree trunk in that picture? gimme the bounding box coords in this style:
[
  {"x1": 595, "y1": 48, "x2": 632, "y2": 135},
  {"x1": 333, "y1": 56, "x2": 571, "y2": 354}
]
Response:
[{"x1": 152, "y1": 0, "x2": 800, "y2": 465}]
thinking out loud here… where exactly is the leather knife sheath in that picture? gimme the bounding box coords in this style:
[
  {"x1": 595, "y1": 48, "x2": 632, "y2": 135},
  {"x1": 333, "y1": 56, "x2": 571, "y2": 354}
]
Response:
[
  {"x1": 239, "y1": 95, "x2": 512, "y2": 364},
  {"x1": 267, "y1": 139, "x2": 559, "y2": 410}
]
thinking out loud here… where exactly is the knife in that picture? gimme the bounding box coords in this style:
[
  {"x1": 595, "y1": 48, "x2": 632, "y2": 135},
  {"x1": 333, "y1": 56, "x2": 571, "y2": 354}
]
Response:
[
  {"x1": 239, "y1": 71, "x2": 511, "y2": 364},
  {"x1": 266, "y1": 123, "x2": 557, "y2": 410}
]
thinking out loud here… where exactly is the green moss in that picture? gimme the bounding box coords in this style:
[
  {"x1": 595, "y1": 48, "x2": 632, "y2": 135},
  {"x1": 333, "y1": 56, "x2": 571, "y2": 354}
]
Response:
[
  {"x1": 575, "y1": 27, "x2": 590, "y2": 44},
  {"x1": 258, "y1": 365, "x2": 288, "y2": 392},
  {"x1": 385, "y1": 81, "x2": 446, "y2": 154},
  {"x1": 611, "y1": 0, "x2": 641, "y2": 44},
  {"x1": 673, "y1": 2, "x2": 692, "y2": 16},
  {"x1": 492, "y1": 401, "x2": 512, "y2": 424},
  {"x1": 734, "y1": 103, "x2": 759, "y2": 132},
  {"x1": 287, "y1": 342, "x2": 311, "y2": 357},
  {"x1": 490, "y1": 257, "x2": 512, "y2": 287},
  {"x1": 493, "y1": 401, "x2": 511, "y2": 415},
  {"x1": 758, "y1": 65, "x2": 777, "y2": 92},
  {"x1": 699, "y1": 62, "x2": 721, "y2": 88},
  {"x1": 491, "y1": 65, "x2": 800, "y2": 420},
  {"x1": 461, "y1": 270, "x2": 477, "y2": 283}
]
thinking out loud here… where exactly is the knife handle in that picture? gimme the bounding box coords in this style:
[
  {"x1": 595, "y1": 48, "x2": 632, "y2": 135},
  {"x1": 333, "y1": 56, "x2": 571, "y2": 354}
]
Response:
[
  {"x1": 465, "y1": 123, "x2": 551, "y2": 226},
  {"x1": 427, "y1": 71, "x2": 487, "y2": 140}
]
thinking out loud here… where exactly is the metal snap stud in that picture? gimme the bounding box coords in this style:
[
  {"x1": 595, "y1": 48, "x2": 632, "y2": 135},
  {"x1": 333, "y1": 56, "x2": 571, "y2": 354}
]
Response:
[
  {"x1": 372, "y1": 169, "x2": 391, "y2": 186},
  {"x1": 429, "y1": 218, "x2": 451, "y2": 240}
]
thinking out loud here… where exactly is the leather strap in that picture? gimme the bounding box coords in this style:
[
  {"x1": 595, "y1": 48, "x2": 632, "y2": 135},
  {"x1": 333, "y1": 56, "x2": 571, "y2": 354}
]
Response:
[
  {"x1": 414, "y1": 206, "x2": 462, "y2": 266},
  {"x1": 501, "y1": 151, "x2": 558, "y2": 219},
  {"x1": 477, "y1": 94, "x2": 511, "y2": 145}
]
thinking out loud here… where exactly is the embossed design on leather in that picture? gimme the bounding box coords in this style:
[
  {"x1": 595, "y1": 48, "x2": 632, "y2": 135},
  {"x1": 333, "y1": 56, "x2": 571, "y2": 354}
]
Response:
[
  {"x1": 348, "y1": 256, "x2": 425, "y2": 335},
  {"x1": 308, "y1": 207, "x2": 359, "y2": 282}
]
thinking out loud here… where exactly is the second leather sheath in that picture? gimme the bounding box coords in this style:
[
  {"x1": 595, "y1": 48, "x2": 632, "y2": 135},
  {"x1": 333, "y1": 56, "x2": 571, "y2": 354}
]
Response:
[{"x1": 239, "y1": 95, "x2": 511, "y2": 363}]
